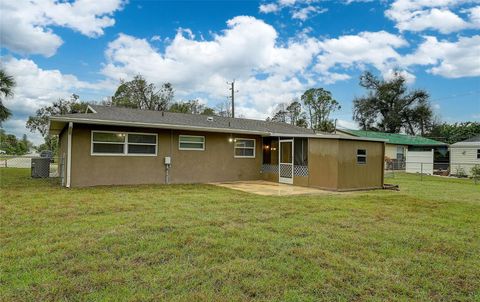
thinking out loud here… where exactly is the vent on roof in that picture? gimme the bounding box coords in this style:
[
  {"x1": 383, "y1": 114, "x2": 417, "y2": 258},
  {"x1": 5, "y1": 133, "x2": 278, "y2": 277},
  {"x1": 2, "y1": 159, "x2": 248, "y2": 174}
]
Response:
[{"x1": 207, "y1": 116, "x2": 214, "y2": 122}]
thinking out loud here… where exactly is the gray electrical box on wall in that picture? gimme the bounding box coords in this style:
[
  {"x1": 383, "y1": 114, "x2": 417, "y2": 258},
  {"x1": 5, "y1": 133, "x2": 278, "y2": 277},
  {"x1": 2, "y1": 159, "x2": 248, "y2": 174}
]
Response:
[{"x1": 164, "y1": 156, "x2": 171, "y2": 165}]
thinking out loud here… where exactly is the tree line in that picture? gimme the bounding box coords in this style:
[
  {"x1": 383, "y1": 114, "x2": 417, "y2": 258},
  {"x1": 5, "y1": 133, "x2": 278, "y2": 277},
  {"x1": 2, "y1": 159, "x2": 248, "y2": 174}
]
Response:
[
  {"x1": 0, "y1": 68, "x2": 478, "y2": 154},
  {"x1": 0, "y1": 130, "x2": 32, "y2": 155},
  {"x1": 267, "y1": 71, "x2": 479, "y2": 142}
]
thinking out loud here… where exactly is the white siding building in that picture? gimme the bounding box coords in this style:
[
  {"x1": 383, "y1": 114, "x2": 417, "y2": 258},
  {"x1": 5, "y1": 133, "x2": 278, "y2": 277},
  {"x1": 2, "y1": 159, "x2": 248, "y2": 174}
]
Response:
[{"x1": 450, "y1": 135, "x2": 480, "y2": 176}]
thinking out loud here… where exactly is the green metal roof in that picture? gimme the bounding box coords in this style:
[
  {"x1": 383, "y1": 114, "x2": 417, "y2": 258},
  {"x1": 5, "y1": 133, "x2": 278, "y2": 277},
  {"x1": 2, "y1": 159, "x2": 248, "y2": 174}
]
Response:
[{"x1": 338, "y1": 129, "x2": 447, "y2": 146}]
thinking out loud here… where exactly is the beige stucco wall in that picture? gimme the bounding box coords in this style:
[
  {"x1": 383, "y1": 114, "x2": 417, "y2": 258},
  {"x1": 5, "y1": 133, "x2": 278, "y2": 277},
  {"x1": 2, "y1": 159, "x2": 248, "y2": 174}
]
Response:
[
  {"x1": 385, "y1": 144, "x2": 406, "y2": 159},
  {"x1": 69, "y1": 124, "x2": 262, "y2": 187},
  {"x1": 337, "y1": 140, "x2": 384, "y2": 190},
  {"x1": 261, "y1": 172, "x2": 278, "y2": 182},
  {"x1": 307, "y1": 138, "x2": 384, "y2": 191},
  {"x1": 62, "y1": 123, "x2": 384, "y2": 190},
  {"x1": 293, "y1": 175, "x2": 309, "y2": 187},
  {"x1": 308, "y1": 138, "x2": 339, "y2": 190}
]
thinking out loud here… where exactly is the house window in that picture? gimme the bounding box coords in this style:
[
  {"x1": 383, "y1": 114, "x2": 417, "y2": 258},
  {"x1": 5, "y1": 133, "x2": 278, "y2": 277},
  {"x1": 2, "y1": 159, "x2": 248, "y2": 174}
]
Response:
[
  {"x1": 396, "y1": 146, "x2": 405, "y2": 160},
  {"x1": 234, "y1": 138, "x2": 255, "y2": 158},
  {"x1": 127, "y1": 133, "x2": 157, "y2": 155},
  {"x1": 179, "y1": 135, "x2": 205, "y2": 150},
  {"x1": 477, "y1": 149, "x2": 480, "y2": 159},
  {"x1": 357, "y1": 149, "x2": 367, "y2": 164},
  {"x1": 91, "y1": 131, "x2": 157, "y2": 156}
]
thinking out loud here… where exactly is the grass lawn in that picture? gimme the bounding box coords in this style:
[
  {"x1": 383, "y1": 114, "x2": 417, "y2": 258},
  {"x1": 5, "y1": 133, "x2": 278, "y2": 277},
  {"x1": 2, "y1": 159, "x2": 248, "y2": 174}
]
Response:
[{"x1": 1, "y1": 169, "x2": 479, "y2": 301}]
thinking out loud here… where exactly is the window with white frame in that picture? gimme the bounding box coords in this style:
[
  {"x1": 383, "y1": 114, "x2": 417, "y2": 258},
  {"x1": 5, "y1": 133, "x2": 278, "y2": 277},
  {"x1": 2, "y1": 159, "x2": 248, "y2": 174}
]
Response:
[
  {"x1": 91, "y1": 131, "x2": 157, "y2": 155},
  {"x1": 357, "y1": 149, "x2": 367, "y2": 164},
  {"x1": 477, "y1": 149, "x2": 480, "y2": 159},
  {"x1": 234, "y1": 138, "x2": 255, "y2": 158},
  {"x1": 396, "y1": 146, "x2": 405, "y2": 160},
  {"x1": 179, "y1": 135, "x2": 205, "y2": 150}
]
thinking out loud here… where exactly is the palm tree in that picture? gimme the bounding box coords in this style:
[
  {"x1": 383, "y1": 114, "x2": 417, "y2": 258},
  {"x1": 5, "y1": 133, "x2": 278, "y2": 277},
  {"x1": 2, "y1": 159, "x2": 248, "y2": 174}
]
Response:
[{"x1": 0, "y1": 69, "x2": 15, "y2": 125}]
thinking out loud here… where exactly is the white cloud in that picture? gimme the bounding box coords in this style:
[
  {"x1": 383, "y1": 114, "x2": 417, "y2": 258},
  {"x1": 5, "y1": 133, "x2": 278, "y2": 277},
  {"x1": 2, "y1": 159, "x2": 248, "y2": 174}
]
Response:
[
  {"x1": 259, "y1": 3, "x2": 280, "y2": 13},
  {"x1": 467, "y1": 6, "x2": 480, "y2": 25},
  {"x1": 1, "y1": 57, "x2": 112, "y2": 144},
  {"x1": 0, "y1": 0, "x2": 125, "y2": 57},
  {"x1": 315, "y1": 31, "x2": 408, "y2": 83},
  {"x1": 292, "y1": 6, "x2": 327, "y2": 21},
  {"x1": 403, "y1": 35, "x2": 480, "y2": 78},
  {"x1": 101, "y1": 16, "x2": 321, "y2": 119},
  {"x1": 259, "y1": 0, "x2": 327, "y2": 21},
  {"x1": 2, "y1": 118, "x2": 44, "y2": 145},
  {"x1": 386, "y1": 0, "x2": 480, "y2": 34},
  {"x1": 336, "y1": 119, "x2": 358, "y2": 130},
  {"x1": 343, "y1": 0, "x2": 374, "y2": 4}
]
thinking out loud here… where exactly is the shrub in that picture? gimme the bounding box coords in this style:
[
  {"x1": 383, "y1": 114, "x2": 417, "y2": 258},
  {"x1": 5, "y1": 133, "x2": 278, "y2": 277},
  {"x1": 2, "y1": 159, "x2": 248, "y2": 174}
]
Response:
[{"x1": 471, "y1": 165, "x2": 480, "y2": 184}]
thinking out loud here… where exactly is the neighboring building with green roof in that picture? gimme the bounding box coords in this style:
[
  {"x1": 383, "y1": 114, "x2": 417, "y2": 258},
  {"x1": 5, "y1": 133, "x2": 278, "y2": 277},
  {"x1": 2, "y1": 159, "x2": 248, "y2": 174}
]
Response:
[{"x1": 337, "y1": 129, "x2": 448, "y2": 168}]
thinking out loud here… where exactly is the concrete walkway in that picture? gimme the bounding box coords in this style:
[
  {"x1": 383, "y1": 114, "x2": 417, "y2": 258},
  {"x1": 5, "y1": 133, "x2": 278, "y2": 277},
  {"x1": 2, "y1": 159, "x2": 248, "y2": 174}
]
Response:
[{"x1": 212, "y1": 180, "x2": 341, "y2": 196}]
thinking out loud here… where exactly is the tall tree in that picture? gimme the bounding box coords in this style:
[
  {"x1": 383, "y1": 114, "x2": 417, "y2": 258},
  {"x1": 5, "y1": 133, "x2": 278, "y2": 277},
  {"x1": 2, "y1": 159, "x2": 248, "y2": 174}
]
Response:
[
  {"x1": 301, "y1": 88, "x2": 340, "y2": 132},
  {"x1": 26, "y1": 94, "x2": 88, "y2": 153},
  {"x1": 0, "y1": 69, "x2": 16, "y2": 125},
  {"x1": 286, "y1": 100, "x2": 303, "y2": 126},
  {"x1": 353, "y1": 71, "x2": 433, "y2": 135},
  {"x1": 270, "y1": 103, "x2": 288, "y2": 123},
  {"x1": 169, "y1": 99, "x2": 215, "y2": 115},
  {"x1": 216, "y1": 99, "x2": 232, "y2": 117},
  {"x1": 0, "y1": 129, "x2": 30, "y2": 155},
  {"x1": 427, "y1": 122, "x2": 480, "y2": 144},
  {"x1": 111, "y1": 75, "x2": 174, "y2": 111},
  {"x1": 269, "y1": 99, "x2": 308, "y2": 128}
]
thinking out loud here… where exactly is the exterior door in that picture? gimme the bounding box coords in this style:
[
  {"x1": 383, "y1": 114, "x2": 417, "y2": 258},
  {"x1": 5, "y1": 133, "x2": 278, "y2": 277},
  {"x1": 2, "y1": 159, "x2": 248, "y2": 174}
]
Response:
[{"x1": 279, "y1": 139, "x2": 294, "y2": 184}]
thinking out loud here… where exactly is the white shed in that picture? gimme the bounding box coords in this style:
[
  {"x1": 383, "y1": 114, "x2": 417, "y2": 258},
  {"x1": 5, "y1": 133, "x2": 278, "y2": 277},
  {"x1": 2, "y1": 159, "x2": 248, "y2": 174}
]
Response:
[{"x1": 450, "y1": 135, "x2": 480, "y2": 176}]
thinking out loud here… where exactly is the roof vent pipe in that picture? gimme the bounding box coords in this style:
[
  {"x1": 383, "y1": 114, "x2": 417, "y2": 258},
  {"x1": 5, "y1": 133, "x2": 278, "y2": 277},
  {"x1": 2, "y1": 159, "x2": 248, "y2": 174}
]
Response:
[{"x1": 207, "y1": 116, "x2": 214, "y2": 122}]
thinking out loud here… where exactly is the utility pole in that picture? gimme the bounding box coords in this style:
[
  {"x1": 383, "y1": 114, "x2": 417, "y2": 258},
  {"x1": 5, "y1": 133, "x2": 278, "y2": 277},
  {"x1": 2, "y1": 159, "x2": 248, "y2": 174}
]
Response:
[{"x1": 227, "y1": 80, "x2": 238, "y2": 118}]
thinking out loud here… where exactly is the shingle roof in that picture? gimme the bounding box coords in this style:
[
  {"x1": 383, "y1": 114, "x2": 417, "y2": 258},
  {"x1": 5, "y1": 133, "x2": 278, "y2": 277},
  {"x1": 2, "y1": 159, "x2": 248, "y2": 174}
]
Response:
[
  {"x1": 338, "y1": 129, "x2": 447, "y2": 146},
  {"x1": 450, "y1": 134, "x2": 480, "y2": 147},
  {"x1": 53, "y1": 105, "x2": 317, "y2": 136},
  {"x1": 462, "y1": 134, "x2": 480, "y2": 143}
]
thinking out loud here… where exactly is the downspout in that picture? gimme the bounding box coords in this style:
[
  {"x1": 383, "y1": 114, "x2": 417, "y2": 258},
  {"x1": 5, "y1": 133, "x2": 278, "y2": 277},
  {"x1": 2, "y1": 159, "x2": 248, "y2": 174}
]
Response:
[{"x1": 66, "y1": 122, "x2": 73, "y2": 188}]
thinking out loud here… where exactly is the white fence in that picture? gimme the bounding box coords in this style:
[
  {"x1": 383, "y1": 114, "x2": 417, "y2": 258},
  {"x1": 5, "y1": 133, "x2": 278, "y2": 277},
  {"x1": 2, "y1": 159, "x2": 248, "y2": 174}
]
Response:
[{"x1": 405, "y1": 150, "x2": 434, "y2": 175}]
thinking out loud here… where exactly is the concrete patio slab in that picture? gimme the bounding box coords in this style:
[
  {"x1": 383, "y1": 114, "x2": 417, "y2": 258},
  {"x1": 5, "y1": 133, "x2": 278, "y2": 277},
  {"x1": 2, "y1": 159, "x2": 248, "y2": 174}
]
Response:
[{"x1": 211, "y1": 180, "x2": 342, "y2": 196}]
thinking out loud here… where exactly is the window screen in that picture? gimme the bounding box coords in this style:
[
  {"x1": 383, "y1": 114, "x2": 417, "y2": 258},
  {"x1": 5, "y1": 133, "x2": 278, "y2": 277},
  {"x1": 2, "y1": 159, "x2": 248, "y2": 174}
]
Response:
[
  {"x1": 234, "y1": 138, "x2": 255, "y2": 158},
  {"x1": 179, "y1": 135, "x2": 205, "y2": 150},
  {"x1": 357, "y1": 149, "x2": 367, "y2": 164},
  {"x1": 294, "y1": 138, "x2": 308, "y2": 165},
  {"x1": 91, "y1": 131, "x2": 157, "y2": 155},
  {"x1": 92, "y1": 132, "x2": 125, "y2": 154}
]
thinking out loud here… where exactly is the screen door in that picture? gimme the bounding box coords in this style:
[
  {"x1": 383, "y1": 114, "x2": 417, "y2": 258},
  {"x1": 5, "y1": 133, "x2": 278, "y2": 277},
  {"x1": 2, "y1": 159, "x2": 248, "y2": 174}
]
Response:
[{"x1": 279, "y1": 139, "x2": 293, "y2": 184}]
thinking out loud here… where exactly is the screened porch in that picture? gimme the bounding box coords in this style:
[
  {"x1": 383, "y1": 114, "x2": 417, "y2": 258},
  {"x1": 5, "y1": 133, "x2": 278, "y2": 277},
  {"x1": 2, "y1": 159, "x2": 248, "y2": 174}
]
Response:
[{"x1": 261, "y1": 137, "x2": 308, "y2": 184}]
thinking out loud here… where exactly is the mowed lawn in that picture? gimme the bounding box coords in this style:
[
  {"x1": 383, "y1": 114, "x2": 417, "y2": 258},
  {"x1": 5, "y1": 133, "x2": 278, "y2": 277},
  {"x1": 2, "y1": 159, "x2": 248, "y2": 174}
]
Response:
[{"x1": 1, "y1": 169, "x2": 479, "y2": 301}]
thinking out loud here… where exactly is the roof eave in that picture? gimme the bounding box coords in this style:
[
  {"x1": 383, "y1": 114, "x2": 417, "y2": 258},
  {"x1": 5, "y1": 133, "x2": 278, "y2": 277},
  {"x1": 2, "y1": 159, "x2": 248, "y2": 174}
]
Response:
[
  {"x1": 270, "y1": 132, "x2": 387, "y2": 142},
  {"x1": 49, "y1": 116, "x2": 270, "y2": 136}
]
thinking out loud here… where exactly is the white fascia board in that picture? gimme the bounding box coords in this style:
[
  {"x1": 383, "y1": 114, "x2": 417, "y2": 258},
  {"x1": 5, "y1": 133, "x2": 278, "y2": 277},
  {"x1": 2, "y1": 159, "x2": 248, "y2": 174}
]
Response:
[
  {"x1": 49, "y1": 116, "x2": 270, "y2": 136},
  {"x1": 86, "y1": 105, "x2": 97, "y2": 113}
]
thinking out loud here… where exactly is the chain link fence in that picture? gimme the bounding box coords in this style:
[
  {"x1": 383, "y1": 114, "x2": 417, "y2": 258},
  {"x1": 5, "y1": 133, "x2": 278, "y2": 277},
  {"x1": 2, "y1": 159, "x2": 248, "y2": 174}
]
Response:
[
  {"x1": 0, "y1": 155, "x2": 64, "y2": 184},
  {"x1": 385, "y1": 160, "x2": 480, "y2": 184}
]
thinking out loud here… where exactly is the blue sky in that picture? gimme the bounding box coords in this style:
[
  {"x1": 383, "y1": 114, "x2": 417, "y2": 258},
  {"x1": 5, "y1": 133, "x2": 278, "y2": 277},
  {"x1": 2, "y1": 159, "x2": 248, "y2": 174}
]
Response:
[{"x1": 1, "y1": 0, "x2": 479, "y2": 144}]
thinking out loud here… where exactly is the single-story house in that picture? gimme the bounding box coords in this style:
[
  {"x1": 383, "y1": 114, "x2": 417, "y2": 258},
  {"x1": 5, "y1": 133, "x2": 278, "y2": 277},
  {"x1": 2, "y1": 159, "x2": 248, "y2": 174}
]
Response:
[
  {"x1": 48, "y1": 105, "x2": 386, "y2": 191},
  {"x1": 336, "y1": 129, "x2": 448, "y2": 170},
  {"x1": 449, "y1": 134, "x2": 480, "y2": 176}
]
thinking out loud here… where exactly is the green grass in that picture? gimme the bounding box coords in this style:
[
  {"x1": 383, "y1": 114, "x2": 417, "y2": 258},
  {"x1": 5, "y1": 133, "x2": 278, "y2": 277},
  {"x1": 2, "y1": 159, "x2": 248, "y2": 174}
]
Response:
[{"x1": 1, "y1": 168, "x2": 479, "y2": 301}]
